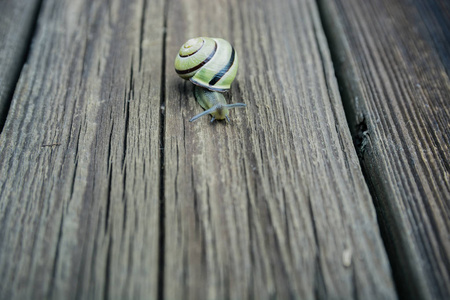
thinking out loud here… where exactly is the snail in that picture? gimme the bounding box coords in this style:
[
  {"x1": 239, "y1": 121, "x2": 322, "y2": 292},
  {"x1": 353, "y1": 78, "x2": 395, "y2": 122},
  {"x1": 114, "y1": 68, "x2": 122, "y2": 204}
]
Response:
[{"x1": 174, "y1": 37, "x2": 246, "y2": 123}]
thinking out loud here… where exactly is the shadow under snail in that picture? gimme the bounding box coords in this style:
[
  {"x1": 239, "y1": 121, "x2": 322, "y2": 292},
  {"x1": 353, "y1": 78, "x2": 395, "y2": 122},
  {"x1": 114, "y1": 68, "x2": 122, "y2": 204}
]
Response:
[{"x1": 174, "y1": 37, "x2": 246, "y2": 123}]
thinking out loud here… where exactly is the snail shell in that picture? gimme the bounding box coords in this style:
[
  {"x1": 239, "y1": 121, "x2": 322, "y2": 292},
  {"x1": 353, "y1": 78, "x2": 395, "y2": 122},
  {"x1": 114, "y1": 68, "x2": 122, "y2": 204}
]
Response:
[{"x1": 174, "y1": 37, "x2": 238, "y2": 92}]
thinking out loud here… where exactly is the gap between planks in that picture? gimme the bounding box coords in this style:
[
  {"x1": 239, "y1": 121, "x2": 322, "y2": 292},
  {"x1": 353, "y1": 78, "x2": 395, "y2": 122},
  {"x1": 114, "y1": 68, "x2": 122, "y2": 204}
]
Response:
[
  {"x1": 317, "y1": 0, "x2": 450, "y2": 299},
  {"x1": 315, "y1": 0, "x2": 405, "y2": 297}
]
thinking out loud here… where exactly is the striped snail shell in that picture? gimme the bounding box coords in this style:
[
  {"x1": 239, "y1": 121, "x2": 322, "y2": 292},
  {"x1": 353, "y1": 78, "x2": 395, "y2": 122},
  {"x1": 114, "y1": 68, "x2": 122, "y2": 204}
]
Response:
[
  {"x1": 174, "y1": 37, "x2": 246, "y2": 123},
  {"x1": 174, "y1": 37, "x2": 238, "y2": 92}
]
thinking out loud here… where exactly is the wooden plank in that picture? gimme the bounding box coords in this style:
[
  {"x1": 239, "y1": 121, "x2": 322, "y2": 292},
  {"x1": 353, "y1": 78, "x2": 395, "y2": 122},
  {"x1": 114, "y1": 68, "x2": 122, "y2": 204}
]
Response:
[
  {"x1": 0, "y1": 0, "x2": 164, "y2": 299},
  {"x1": 318, "y1": 0, "x2": 450, "y2": 298},
  {"x1": 163, "y1": 0, "x2": 397, "y2": 299},
  {"x1": 0, "y1": 0, "x2": 42, "y2": 128}
]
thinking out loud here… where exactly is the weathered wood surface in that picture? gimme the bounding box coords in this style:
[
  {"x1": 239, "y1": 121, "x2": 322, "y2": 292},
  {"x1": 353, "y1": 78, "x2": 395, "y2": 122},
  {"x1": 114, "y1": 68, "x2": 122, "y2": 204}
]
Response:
[
  {"x1": 0, "y1": 0, "x2": 164, "y2": 299},
  {"x1": 319, "y1": 0, "x2": 450, "y2": 298},
  {"x1": 163, "y1": 0, "x2": 395, "y2": 299},
  {"x1": 6, "y1": 0, "x2": 450, "y2": 299},
  {"x1": 0, "y1": 0, "x2": 42, "y2": 128}
]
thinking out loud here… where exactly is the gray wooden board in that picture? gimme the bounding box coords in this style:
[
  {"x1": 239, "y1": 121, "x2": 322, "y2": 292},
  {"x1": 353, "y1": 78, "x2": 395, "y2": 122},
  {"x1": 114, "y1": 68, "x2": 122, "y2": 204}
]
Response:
[
  {"x1": 0, "y1": 0, "x2": 164, "y2": 299},
  {"x1": 319, "y1": 0, "x2": 450, "y2": 298},
  {"x1": 0, "y1": 0, "x2": 42, "y2": 128},
  {"x1": 163, "y1": 0, "x2": 396, "y2": 299}
]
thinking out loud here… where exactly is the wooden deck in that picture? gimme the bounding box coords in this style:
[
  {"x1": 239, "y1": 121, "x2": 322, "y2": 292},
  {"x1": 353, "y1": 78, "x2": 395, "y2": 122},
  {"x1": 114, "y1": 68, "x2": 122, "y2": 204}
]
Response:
[{"x1": 0, "y1": 0, "x2": 448, "y2": 299}]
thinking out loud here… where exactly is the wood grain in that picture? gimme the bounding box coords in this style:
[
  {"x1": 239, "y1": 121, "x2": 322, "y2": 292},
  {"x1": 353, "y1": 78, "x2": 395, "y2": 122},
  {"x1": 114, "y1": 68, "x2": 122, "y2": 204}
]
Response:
[
  {"x1": 163, "y1": 0, "x2": 396, "y2": 299},
  {"x1": 318, "y1": 0, "x2": 450, "y2": 298},
  {"x1": 0, "y1": 0, "x2": 164, "y2": 299},
  {"x1": 0, "y1": 0, "x2": 42, "y2": 128}
]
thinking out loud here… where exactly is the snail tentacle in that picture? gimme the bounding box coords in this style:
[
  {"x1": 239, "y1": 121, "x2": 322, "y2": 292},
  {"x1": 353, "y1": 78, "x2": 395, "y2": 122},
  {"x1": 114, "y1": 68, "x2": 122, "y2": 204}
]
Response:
[
  {"x1": 189, "y1": 106, "x2": 219, "y2": 122},
  {"x1": 188, "y1": 103, "x2": 246, "y2": 123},
  {"x1": 224, "y1": 103, "x2": 247, "y2": 109}
]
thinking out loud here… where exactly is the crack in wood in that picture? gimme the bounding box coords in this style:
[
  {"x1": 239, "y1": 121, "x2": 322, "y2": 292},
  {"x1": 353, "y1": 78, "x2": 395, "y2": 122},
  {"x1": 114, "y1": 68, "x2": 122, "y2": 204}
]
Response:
[
  {"x1": 139, "y1": 0, "x2": 148, "y2": 72},
  {"x1": 0, "y1": 0, "x2": 44, "y2": 131},
  {"x1": 307, "y1": 193, "x2": 327, "y2": 299},
  {"x1": 103, "y1": 234, "x2": 112, "y2": 300},
  {"x1": 157, "y1": 1, "x2": 169, "y2": 299},
  {"x1": 48, "y1": 211, "x2": 64, "y2": 299},
  {"x1": 355, "y1": 117, "x2": 369, "y2": 159}
]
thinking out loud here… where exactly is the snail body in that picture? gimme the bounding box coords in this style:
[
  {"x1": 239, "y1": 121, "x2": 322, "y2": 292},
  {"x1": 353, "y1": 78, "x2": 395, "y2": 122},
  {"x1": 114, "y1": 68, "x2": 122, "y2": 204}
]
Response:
[
  {"x1": 174, "y1": 37, "x2": 246, "y2": 123},
  {"x1": 190, "y1": 86, "x2": 246, "y2": 123}
]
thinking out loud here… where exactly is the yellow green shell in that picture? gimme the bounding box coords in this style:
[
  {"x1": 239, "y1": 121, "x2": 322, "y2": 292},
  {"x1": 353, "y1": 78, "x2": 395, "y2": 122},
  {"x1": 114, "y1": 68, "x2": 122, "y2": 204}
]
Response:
[{"x1": 174, "y1": 37, "x2": 238, "y2": 92}]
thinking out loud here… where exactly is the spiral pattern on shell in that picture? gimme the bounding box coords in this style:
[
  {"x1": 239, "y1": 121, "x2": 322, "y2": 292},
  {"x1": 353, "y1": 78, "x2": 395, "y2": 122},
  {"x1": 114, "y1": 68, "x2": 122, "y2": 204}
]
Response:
[{"x1": 174, "y1": 37, "x2": 238, "y2": 92}]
